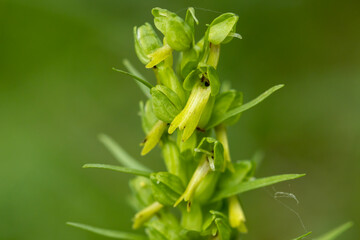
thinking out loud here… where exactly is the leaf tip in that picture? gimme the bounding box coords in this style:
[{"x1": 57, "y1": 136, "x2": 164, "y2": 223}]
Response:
[{"x1": 82, "y1": 163, "x2": 93, "y2": 169}]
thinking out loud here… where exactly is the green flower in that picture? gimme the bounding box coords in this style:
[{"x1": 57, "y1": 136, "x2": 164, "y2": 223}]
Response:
[
  {"x1": 134, "y1": 23, "x2": 162, "y2": 65},
  {"x1": 145, "y1": 8, "x2": 194, "y2": 68},
  {"x1": 141, "y1": 120, "x2": 167, "y2": 155},
  {"x1": 174, "y1": 138, "x2": 224, "y2": 210},
  {"x1": 228, "y1": 196, "x2": 247, "y2": 233},
  {"x1": 208, "y1": 13, "x2": 241, "y2": 45},
  {"x1": 168, "y1": 81, "x2": 211, "y2": 142},
  {"x1": 168, "y1": 65, "x2": 220, "y2": 142},
  {"x1": 152, "y1": 7, "x2": 193, "y2": 51}
]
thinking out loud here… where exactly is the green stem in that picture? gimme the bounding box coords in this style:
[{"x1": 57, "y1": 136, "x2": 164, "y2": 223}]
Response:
[{"x1": 207, "y1": 43, "x2": 220, "y2": 68}]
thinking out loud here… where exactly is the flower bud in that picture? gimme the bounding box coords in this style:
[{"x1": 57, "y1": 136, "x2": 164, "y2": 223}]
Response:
[
  {"x1": 152, "y1": 8, "x2": 193, "y2": 51},
  {"x1": 150, "y1": 172, "x2": 185, "y2": 206},
  {"x1": 228, "y1": 196, "x2": 247, "y2": 233},
  {"x1": 141, "y1": 120, "x2": 167, "y2": 155},
  {"x1": 151, "y1": 85, "x2": 183, "y2": 123},
  {"x1": 208, "y1": 13, "x2": 241, "y2": 45},
  {"x1": 134, "y1": 23, "x2": 162, "y2": 65}
]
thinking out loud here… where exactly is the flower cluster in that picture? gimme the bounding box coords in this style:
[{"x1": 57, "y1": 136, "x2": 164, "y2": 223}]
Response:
[{"x1": 68, "y1": 7, "x2": 307, "y2": 240}]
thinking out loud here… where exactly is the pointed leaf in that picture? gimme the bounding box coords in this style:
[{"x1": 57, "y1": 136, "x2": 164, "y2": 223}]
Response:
[
  {"x1": 206, "y1": 84, "x2": 284, "y2": 129},
  {"x1": 112, "y1": 67, "x2": 153, "y2": 89},
  {"x1": 99, "y1": 134, "x2": 151, "y2": 171},
  {"x1": 123, "y1": 59, "x2": 151, "y2": 98},
  {"x1": 212, "y1": 173, "x2": 305, "y2": 202},
  {"x1": 292, "y1": 232, "x2": 312, "y2": 240},
  {"x1": 83, "y1": 163, "x2": 151, "y2": 177},
  {"x1": 67, "y1": 222, "x2": 147, "y2": 240},
  {"x1": 316, "y1": 222, "x2": 353, "y2": 240}
]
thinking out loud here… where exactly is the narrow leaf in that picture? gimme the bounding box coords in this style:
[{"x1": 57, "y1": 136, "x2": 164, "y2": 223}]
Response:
[
  {"x1": 67, "y1": 222, "x2": 147, "y2": 240},
  {"x1": 99, "y1": 134, "x2": 151, "y2": 172},
  {"x1": 206, "y1": 84, "x2": 284, "y2": 129},
  {"x1": 316, "y1": 222, "x2": 353, "y2": 240},
  {"x1": 112, "y1": 67, "x2": 153, "y2": 89},
  {"x1": 292, "y1": 231, "x2": 312, "y2": 240},
  {"x1": 212, "y1": 173, "x2": 305, "y2": 202},
  {"x1": 122, "y1": 59, "x2": 152, "y2": 98},
  {"x1": 83, "y1": 164, "x2": 151, "y2": 177}
]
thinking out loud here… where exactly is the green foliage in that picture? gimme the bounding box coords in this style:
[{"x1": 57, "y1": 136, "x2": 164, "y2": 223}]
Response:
[
  {"x1": 206, "y1": 84, "x2": 284, "y2": 129},
  {"x1": 212, "y1": 173, "x2": 305, "y2": 202},
  {"x1": 112, "y1": 67, "x2": 154, "y2": 90},
  {"x1": 67, "y1": 6, "x2": 352, "y2": 240},
  {"x1": 316, "y1": 222, "x2": 353, "y2": 240},
  {"x1": 98, "y1": 134, "x2": 151, "y2": 171},
  {"x1": 83, "y1": 163, "x2": 151, "y2": 177},
  {"x1": 292, "y1": 232, "x2": 312, "y2": 240},
  {"x1": 66, "y1": 222, "x2": 147, "y2": 240}
]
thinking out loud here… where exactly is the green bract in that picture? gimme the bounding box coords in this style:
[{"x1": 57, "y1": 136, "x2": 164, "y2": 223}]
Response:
[
  {"x1": 67, "y1": 6, "x2": 350, "y2": 240},
  {"x1": 151, "y1": 85, "x2": 183, "y2": 123},
  {"x1": 150, "y1": 172, "x2": 185, "y2": 206}
]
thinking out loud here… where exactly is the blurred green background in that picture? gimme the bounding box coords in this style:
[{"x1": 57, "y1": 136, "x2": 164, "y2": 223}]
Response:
[{"x1": 1, "y1": 0, "x2": 359, "y2": 239}]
